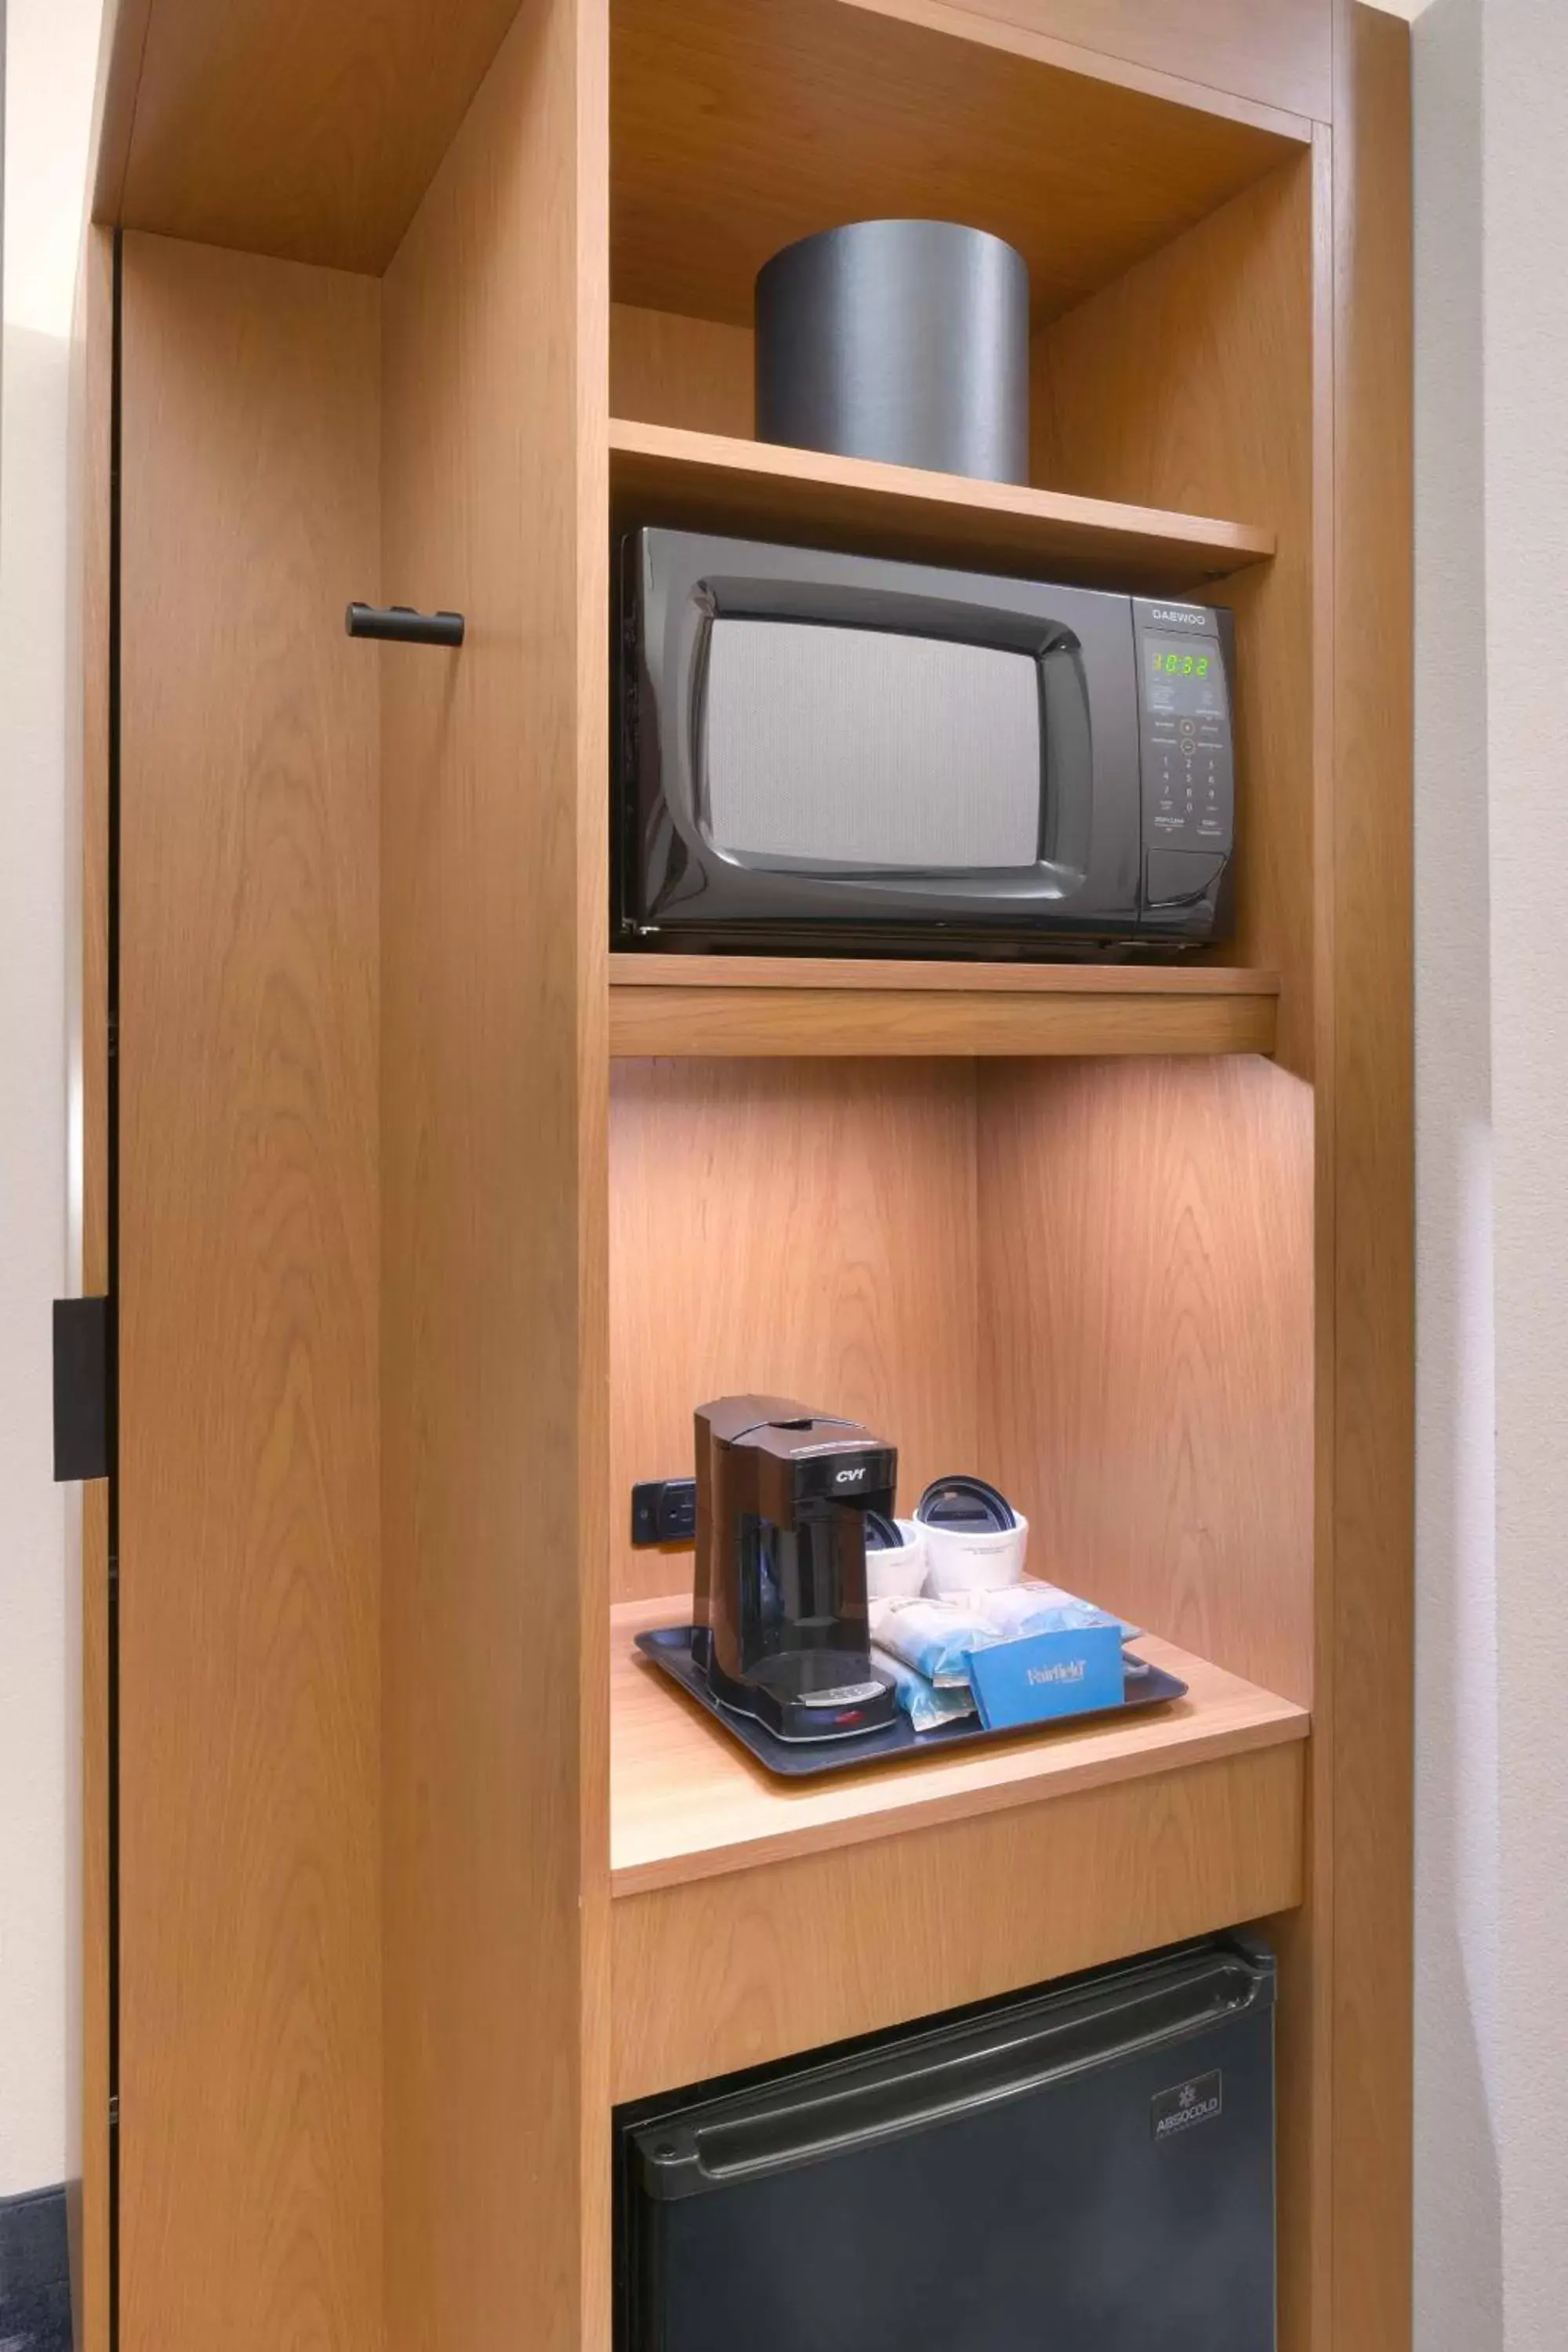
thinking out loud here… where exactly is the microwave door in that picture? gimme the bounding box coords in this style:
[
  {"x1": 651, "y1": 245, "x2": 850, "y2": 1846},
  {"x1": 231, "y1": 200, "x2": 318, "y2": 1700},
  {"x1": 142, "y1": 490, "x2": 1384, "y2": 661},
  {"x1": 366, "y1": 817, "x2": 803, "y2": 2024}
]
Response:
[{"x1": 622, "y1": 528, "x2": 1149, "y2": 949}]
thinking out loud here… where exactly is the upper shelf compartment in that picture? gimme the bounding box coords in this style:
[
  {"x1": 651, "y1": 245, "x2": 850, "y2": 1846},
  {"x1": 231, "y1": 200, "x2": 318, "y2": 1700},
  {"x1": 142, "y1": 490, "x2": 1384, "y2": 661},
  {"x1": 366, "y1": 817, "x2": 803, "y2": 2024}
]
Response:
[
  {"x1": 611, "y1": 0, "x2": 1312, "y2": 333},
  {"x1": 610, "y1": 418, "x2": 1276, "y2": 590},
  {"x1": 93, "y1": 0, "x2": 1320, "y2": 279}
]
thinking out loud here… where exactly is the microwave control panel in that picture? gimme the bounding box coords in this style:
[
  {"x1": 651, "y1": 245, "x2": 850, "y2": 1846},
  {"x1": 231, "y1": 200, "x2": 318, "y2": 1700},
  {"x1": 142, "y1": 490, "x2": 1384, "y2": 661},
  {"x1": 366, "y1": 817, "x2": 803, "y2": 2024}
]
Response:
[{"x1": 1131, "y1": 600, "x2": 1235, "y2": 916}]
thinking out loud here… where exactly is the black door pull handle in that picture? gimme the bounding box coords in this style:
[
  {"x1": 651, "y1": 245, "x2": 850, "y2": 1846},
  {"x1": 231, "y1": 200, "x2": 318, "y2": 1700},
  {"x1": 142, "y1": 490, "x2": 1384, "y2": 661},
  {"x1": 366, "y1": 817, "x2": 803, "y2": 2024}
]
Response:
[{"x1": 346, "y1": 602, "x2": 464, "y2": 647}]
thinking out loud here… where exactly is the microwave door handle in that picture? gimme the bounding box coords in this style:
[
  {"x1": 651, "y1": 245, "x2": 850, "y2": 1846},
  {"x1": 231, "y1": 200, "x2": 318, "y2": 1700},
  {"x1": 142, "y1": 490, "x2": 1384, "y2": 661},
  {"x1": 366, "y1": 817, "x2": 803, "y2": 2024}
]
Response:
[{"x1": 1040, "y1": 640, "x2": 1094, "y2": 880}]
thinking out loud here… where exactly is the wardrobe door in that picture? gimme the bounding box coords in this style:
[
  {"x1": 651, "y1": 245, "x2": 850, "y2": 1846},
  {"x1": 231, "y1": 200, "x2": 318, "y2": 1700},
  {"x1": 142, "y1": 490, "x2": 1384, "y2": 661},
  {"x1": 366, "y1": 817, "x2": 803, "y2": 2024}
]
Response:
[{"x1": 117, "y1": 231, "x2": 383, "y2": 2352}]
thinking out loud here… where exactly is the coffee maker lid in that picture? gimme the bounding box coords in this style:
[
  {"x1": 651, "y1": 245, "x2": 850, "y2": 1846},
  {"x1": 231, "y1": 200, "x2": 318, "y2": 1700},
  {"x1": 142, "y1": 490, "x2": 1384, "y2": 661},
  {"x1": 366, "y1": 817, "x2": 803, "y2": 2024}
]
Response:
[
  {"x1": 697, "y1": 1394, "x2": 858, "y2": 1449},
  {"x1": 739, "y1": 1420, "x2": 891, "y2": 1473},
  {"x1": 916, "y1": 1474, "x2": 1018, "y2": 1534}
]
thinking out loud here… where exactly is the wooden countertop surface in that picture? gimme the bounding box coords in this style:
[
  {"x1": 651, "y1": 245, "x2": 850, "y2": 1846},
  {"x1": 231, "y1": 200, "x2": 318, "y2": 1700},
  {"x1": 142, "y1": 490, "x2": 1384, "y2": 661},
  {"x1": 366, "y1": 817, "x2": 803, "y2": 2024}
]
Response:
[{"x1": 610, "y1": 1592, "x2": 1309, "y2": 1896}]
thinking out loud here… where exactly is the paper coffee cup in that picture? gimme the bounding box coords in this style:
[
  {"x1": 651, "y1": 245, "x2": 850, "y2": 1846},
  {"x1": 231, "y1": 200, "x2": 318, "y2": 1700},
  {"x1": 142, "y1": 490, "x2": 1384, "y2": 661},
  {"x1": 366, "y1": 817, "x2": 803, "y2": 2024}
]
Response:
[{"x1": 920, "y1": 1512, "x2": 1029, "y2": 1597}]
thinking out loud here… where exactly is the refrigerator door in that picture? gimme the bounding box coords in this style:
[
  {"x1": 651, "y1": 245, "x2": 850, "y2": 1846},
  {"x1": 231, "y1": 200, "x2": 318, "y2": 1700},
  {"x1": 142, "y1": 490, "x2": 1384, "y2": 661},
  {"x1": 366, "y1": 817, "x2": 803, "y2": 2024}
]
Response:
[{"x1": 618, "y1": 1937, "x2": 1276, "y2": 2352}]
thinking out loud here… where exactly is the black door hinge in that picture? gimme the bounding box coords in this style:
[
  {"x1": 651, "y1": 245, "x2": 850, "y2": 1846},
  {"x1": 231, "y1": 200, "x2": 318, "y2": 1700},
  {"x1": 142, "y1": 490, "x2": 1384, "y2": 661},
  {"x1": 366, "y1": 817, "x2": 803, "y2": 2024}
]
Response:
[{"x1": 53, "y1": 1298, "x2": 111, "y2": 1482}]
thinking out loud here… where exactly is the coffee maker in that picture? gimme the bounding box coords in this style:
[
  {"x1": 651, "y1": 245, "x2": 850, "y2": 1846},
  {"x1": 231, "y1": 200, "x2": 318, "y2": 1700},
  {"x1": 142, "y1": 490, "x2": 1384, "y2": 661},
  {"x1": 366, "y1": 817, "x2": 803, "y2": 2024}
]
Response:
[{"x1": 694, "y1": 1396, "x2": 900, "y2": 1741}]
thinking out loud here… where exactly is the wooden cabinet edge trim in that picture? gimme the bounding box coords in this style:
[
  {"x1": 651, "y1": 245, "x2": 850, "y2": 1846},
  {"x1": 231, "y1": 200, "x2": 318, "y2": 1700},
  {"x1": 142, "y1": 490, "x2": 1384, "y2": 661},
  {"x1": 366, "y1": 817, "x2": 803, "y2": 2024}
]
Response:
[
  {"x1": 609, "y1": 1741, "x2": 1308, "y2": 2102},
  {"x1": 608, "y1": 955, "x2": 1281, "y2": 994},
  {"x1": 608, "y1": 989, "x2": 1279, "y2": 1059},
  {"x1": 611, "y1": 1708, "x2": 1311, "y2": 1896},
  {"x1": 610, "y1": 416, "x2": 1278, "y2": 568},
  {"x1": 837, "y1": 0, "x2": 1319, "y2": 145}
]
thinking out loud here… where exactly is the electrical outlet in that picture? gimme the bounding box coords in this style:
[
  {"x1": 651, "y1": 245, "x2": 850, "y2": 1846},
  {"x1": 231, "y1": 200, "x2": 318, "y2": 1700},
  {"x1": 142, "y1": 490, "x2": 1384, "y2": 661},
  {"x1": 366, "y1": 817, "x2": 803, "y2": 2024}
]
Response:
[{"x1": 630, "y1": 1477, "x2": 698, "y2": 1547}]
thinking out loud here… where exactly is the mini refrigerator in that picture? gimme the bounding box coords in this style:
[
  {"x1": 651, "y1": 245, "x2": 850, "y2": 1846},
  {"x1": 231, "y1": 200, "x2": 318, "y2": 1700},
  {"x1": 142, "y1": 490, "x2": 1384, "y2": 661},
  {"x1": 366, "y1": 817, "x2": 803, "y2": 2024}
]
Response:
[{"x1": 615, "y1": 1935, "x2": 1276, "y2": 2352}]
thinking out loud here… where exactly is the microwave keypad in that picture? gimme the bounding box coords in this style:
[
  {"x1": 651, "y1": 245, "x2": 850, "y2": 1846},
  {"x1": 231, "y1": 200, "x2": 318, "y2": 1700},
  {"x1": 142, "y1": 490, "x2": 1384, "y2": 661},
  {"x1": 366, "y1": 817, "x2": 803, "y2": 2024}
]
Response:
[
  {"x1": 1139, "y1": 632, "x2": 1233, "y2": 852},
  {"x1": 1149, "y1": 716, "x2": 1227, "y2": 840}
]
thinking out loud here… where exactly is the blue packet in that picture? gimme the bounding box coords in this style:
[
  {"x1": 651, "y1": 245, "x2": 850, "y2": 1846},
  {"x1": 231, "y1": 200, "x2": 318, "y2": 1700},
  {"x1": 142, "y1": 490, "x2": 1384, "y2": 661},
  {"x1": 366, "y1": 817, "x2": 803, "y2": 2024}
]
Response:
[
  {"x1": 952, "y1": 1581, "x2": 1139, "y2": 1643},
  {"x1": 869, "y1": 1586, "x2": 1131, "y2": 1688},
  {"x1": 871, "y1": 1646, "x2": 978, "y2": 1733},
  {"x1": 867, "y1": 1598, "x2": 1004, "y2": 1686}
]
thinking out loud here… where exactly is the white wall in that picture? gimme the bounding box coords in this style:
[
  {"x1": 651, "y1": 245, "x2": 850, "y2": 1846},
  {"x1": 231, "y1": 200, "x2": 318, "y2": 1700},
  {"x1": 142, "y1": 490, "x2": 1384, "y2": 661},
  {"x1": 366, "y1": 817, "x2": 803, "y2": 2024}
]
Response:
[
  {"x1": 0, "y1": 0, "x2": 104, "y2": 2198},
  {"x1": 1414, "y1": 0, "x2": 1568, "y2": 2346},
  {"x1": 1478, "y1": 0, "x2": 1568, "y2": 2317},
  {"x1": 1413, "y1": 2, "x2": 1499, "y2": 2343}
]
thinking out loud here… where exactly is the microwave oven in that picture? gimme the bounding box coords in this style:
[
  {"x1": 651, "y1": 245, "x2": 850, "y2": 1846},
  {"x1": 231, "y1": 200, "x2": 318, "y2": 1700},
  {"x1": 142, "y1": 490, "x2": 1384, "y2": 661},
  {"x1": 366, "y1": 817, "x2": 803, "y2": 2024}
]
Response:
[{"x1": 614, "y1": 528, "x2": 1236, "y2": 958}]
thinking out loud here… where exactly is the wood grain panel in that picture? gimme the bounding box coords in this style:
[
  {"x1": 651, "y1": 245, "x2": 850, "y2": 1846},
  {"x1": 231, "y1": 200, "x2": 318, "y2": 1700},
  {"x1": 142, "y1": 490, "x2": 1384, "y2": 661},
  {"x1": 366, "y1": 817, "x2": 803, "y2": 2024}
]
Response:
[
  {"x1": 89, "y1": 0, "x2": 154, "y2": 235},
  {"x1": 612, "y1": 0, "x2": 1303, "y2": 328},
  {"x1": 612, "y1": 1593, "x2": 1308, "y2": 1893},
  {"x1": 1322, "y1": 9, "x2": 1414, "y2": 2345},
  {"x1": 914, "y1": 0, "x2": 1332, "y2": 122},
  {"x1": 609, "y1": 978, "x2": 1278, "y2": 1059},
  {"x1": 609, "y1": 956, "x2": 1280, "y2": 1061},
  {"x1": 976, "y1": 1057, "x2": 1316, "y2": 1706},
  {"x1": 611, "y1": 303, "x2": 754, "y2": 438},
  {"x1": 1019, "y1": 92, "x2": 1344, "y2": 2352},
  {"x1": 1034, "y1": 156, "x2": 1318, "y2": 1074},
  {"x1": 74, "y1": 1475, "x2": 111, "y2": 2352},
  {"x1": 610, "y1": 416, "x2": 1275, "y2": 588},
  {"x1": 379, "y1": 2, "x2": 611, "y2": 2347},
  {"x1": 118, "y1": 234, "x2": 381, "y2": 2352},
  {"x1": 1273, "y1": 122, "x2": 1338, "y2": 2352},
  {"x1": 64, "y1": 221, "x2": 115, "y2": 2352},
  {"x1": 611, "y1": 956, "x2": 1280, "y2": 995},
  {"x1": 89, "y1": 0, "x2": 1321, "y2": 278},
  {"x1": 609, "y1": 1061, "x2": 977, "y2": 1602},
  {"x1": 612, "y1": 1740, "x2": 1305, "y2": 2099},
  {"x1": 97, "y1": 0, "x2": 522, "y2": 270}
]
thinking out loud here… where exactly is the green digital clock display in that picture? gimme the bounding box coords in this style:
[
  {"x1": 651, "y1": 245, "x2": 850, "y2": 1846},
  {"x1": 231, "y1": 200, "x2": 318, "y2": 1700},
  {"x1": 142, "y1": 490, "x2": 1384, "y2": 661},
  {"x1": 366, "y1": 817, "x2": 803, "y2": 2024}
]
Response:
[{"x1": 1145, "y1": 633, "x2": 1225, "y2": 718}]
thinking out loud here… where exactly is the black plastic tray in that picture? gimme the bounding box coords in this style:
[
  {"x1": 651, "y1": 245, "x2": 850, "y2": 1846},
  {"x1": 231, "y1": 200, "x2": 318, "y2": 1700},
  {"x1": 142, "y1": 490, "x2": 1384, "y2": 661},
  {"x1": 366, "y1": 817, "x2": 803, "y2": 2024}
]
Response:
[{"x1": 635, "y1": 1624, "x2": 1189, "y2": 1780}]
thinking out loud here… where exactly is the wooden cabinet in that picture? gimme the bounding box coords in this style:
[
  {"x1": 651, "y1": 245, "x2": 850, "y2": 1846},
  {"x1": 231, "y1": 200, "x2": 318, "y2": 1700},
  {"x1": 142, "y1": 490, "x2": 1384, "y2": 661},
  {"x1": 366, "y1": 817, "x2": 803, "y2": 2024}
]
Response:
[{"x1": 71, "y1": 4, "x2": 1410, "y2": 2350}]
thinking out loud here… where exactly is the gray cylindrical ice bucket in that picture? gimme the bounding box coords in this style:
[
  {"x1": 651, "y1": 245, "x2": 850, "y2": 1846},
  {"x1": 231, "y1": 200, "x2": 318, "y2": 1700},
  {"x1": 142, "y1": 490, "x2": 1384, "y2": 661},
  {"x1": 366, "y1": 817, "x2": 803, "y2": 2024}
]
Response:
[{"x1": 755, "y1": 220, "x2": 1030, "y2": 485}]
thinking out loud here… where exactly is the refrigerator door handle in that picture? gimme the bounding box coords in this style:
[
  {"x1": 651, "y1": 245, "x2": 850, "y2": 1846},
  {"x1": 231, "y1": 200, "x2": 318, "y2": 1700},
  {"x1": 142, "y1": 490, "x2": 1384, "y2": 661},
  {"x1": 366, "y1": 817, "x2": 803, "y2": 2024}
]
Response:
[{"x1": 635, "y1": 1947, "x2": 1271, "y2": 2200}]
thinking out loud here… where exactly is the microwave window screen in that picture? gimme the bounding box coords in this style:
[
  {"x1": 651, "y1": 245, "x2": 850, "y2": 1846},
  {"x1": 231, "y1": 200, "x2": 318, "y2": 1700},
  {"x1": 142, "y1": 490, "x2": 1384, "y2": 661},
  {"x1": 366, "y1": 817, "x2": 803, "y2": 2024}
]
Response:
[{"x1": 701, "y1": 618, "x2": 1043, "y2": 869}]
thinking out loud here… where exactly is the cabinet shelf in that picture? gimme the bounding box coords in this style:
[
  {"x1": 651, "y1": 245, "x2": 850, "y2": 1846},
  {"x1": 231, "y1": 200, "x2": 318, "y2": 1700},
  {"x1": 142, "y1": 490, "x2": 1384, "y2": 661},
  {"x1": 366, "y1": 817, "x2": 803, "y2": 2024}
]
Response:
[
  {"x1": 611, "y1": 417, "x2": 1276, "y2": 590},
  {"x1": 608, "y1": 954, "x2": 1279, "y2": 1058},
  {"x1": 612, "y1": 0, "x2": 1309, "y2": 333},
  {"x1": 610, "y1": 1592, "x2": 1308, "y2": 1899}
]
